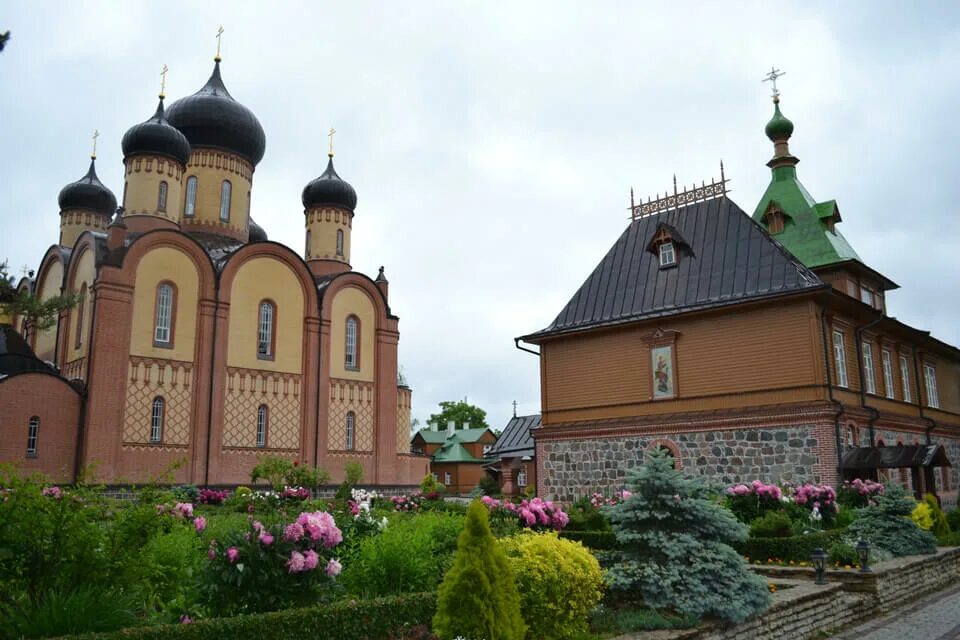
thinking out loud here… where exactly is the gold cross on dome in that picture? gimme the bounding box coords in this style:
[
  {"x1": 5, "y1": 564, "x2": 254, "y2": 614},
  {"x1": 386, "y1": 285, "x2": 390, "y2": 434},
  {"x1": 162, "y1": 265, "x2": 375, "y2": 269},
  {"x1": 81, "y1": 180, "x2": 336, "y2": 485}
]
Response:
[
  {"x1": 215, "y1": 26, "x2": 224, "y2": 61},
  {"x1": 91, "y1": 129, "x2": 99, "y2": 159},
  {"x1": 328, "y1": 127, "x2": 336, "y2": 157},
  {"x1": 763, "y1": 66, "x2": 786, "y2": 99},
  {"x1": 159, "y1": 64, "x2": 168, "y2": 98}
]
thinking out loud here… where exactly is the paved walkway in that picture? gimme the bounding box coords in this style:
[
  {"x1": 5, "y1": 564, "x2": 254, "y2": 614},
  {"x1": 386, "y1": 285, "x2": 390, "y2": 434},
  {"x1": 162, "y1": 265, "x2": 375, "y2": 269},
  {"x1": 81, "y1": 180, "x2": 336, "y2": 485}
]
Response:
[{"x1": 833, "y1": 583, "x2": 960, "y2": 640}]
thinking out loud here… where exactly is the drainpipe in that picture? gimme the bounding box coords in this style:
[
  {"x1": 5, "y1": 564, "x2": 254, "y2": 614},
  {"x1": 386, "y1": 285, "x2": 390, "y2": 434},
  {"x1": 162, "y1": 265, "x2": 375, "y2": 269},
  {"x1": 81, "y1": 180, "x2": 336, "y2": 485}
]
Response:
[
  {"x1": 203, "y1": 283, "x2": 221, "y2": 488},
  {"x1": 820, "y1": 307, "x2": 845, "y2": 482},
  {"x1": 855, "y1": 314, "x2": 883, "y2": 446},
  {"x1": 514, "y1": 337, "x2": 540, "y2": 357},
  {"x1": 73, "y1": 282, "x2": 99, "y2": 483}
]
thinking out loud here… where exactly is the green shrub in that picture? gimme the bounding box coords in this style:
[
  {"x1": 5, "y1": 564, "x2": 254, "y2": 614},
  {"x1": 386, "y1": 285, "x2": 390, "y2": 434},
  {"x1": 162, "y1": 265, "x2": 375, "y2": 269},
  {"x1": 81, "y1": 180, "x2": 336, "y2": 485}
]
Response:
[
  {"x1": 749, "y1": 511, "x2": 793, "y2": 538},
  {"x1": 499, "y1": 532, "x2": 603, "y2": 640},
  {"x1": 560, "y1": 530, "x2": 619, "y2": 550},
  {"x1": 58, "y1": 593, "x2": 437, "y2": 640},
  {"x1": 340, "y1": 512, "x2": 463, "y2": 598},
  {"x1": 735, "y1": 530, "x2": 846, "y2": 562},
  {"x1": 2, "y1": 586, "x2": 139, "y2": 638},
  {"x1": 250, "y1": 457, "x2": 329, "y2": 492},
  {"x1": 911, "y1": 501, "x2": 933, "y2": 530},
  {"x1": 605, "y1": 449, "x2": 770, "y2": 624},
  {"x1": 937, "y1": 531, "x2": 960, "y2": 547},
  {"x1": 433, "y1": 500, "x2": 526, "y2": 640},
  {"x1": 828, "y1": 542, "x2": 860, "y2": 567},
  {"x1": 477, "y1": 475, "x2": 501, "y2": 497},
  {"x1": 588, "y1": 603, "x2": 699, "y2": 634},
  {"x1": 946, "y1": 507, "x2": 960, "y2": 532},
  {"x1": 129, "y1": 527, "x2": 203, "y2": 622},
  {"x1": 566, "y1": 498, "x2": 611, "y2": 532},
  {"x1": 924, "y1": 494, "x2": 951, "y2": 538},
  {"x1": 848, "y1": 484, "x2": 937, "y2": 557}
]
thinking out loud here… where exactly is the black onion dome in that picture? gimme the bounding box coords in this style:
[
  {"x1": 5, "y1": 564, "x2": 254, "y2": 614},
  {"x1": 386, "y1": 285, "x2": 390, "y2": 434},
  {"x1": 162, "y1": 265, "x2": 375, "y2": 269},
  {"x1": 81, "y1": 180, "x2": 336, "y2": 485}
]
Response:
[
  {"x1": 58, "y1": 159, "x2": 117, "y2": 216},
  {"x1": 121, "y1": 98, "x2": 192, "y2": 165},
  {"x1": 248, "y1": 218, "x2": 268, "y2": 242},
  {"x1": 301, "y1": 157, "x2": 357, "y2": 211},
  {"x1": 165, "y1": 61, "x2": 266, "y2": 166}
]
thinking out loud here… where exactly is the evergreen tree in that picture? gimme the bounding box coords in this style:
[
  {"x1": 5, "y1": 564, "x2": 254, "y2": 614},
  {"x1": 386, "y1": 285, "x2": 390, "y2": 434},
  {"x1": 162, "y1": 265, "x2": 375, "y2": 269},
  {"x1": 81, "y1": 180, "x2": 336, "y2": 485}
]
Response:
[
  {"x1": 848, "y1": 483, "x2": 937, "y2": 556},
  {"x1": 433, "y1": 500, "x2": 525, "y2": 640},
  {"x1": 605, "y1": 448, "x2": 771, "y2": 624}
]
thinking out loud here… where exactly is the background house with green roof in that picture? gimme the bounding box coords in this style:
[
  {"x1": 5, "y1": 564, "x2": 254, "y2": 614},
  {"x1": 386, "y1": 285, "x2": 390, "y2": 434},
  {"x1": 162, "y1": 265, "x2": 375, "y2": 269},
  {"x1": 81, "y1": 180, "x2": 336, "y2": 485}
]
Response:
[{"x1": 411, "y1": 422, "x2": 497, "y2": 494}]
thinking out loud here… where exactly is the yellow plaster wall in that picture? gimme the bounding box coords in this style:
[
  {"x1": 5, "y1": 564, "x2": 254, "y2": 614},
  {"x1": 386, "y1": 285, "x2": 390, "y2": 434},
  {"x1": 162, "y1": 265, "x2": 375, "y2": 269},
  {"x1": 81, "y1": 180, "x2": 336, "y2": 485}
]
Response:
[
  {"x1": 123, "y1": 155, "x2": 184, "y2": 223},
  {"x1": 305, "y1": 207, "x2": 352, "y2": 263},
  {"x1": 34, "y1": 261, "x2": 64, "y2": 362},
  {"x1": 226, "y1": 257, "x2": 304, "y2": 374},
  {"x1": 329, "y1": 286, "x2": 375, "y2": 382},
  {"x1": 66, "y1": 247, "x2": 96, "y2": 362},
  {"x1": 129, "y1": 247, "x2": 199, "y2": 362},
  {"x1": 181, "y1": 150, "x2": 252, "y2": 237},
  {"x1": 59, "y1": 212, "x2": 109, "y2": 248}
]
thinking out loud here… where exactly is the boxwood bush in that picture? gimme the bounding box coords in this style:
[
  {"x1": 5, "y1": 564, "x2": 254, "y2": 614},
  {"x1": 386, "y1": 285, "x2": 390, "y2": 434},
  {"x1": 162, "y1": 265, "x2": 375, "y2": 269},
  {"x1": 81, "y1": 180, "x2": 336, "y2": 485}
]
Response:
[
  {"x1": 734, "y1": 530, "x2": 846, "y2": 562},
  {"x1": 559, "y1": 530, "x2": 618, "y2": 549}
]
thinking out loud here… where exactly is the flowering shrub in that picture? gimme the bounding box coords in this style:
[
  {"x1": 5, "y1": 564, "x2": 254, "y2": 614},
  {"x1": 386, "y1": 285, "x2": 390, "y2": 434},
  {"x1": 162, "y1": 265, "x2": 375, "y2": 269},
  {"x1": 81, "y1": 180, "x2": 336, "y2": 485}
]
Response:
[
  {"x1": 589, "y1": 490, "x2": 631, "y2": 508},
  {"x1": 280, "y1": 486, "x2": 311, "y2": 502},
  {"x1": 202, "y1": 509, "x2": 344, "y2": 615},
  {"x1": 724, "y1": 480, "x2": 784, "y2": 523},
  {"x1": 198, "y1": 488, "x2": 230, "y2": 505},
  {"x1": 848, "y1": 484, "x2": 936, "y2": 557},
  {"x1": 391, "y1": 493, "x2": 423, "y2": 512},
  {"x1": 837, "y1": 478, "x2": 884, "y2": 508},
  {"x1": 911, "y1": 501, "x2": 934, "y2": 530},
  {"x1": 792, "y1": 483, "x2": 838, "y2": 525},
  {"x1": 480, "y1": 496, "x2": 570, "y2": 531}
]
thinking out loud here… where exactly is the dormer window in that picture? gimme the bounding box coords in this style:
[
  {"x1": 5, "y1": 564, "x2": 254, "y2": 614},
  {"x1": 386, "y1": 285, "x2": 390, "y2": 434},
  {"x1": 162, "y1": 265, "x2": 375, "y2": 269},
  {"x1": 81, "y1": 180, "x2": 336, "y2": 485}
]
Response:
[
  {"x1": 761, "y1": 201, "x2": 790, "y2": 235},
  {"x1": 859, "y1": 285, "x2": 874, "y2": 307},
  {"x1": 658, "y1": 242, "x2": 676, "y2": 267}
]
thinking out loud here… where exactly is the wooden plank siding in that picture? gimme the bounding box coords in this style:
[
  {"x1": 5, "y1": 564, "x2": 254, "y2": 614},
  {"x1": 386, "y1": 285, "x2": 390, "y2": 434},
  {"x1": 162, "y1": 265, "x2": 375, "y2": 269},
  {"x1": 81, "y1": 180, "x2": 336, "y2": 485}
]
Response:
[{"x1": 541, "y1": 299, "x2": 825, "y2": 424}]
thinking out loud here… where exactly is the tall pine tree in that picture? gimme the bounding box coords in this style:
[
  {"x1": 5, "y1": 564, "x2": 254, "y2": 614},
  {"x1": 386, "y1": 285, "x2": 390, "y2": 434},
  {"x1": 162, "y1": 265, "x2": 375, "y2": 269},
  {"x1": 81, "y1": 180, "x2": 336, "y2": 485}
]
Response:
[
  {"x1": 433, "y1": 500, "x2": 526, "y2": 640},
  {"x1": 605, "y1": 448, "x2": 771, "y2": 623}
]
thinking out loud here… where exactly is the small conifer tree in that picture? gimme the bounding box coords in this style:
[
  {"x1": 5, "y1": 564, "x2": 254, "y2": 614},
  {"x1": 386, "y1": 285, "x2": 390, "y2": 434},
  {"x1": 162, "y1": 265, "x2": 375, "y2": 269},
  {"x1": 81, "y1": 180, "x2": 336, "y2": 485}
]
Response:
[
  {"x1": 605, "y1": 448, "x2": 771, "y2": 624},
  {"x1": 848, "y1": 483, "x2": 937, "y2": 556},
  {"x1": 433, "y1": 500, "x2": 526, "y2": 640}
]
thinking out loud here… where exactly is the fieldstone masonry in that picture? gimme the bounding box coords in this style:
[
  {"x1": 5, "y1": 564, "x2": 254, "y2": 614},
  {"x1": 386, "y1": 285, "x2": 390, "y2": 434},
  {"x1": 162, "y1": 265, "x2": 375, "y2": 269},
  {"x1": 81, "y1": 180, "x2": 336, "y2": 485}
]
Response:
[{"x1": 539, "y1": 425, "x2": 821, "y2": 501}]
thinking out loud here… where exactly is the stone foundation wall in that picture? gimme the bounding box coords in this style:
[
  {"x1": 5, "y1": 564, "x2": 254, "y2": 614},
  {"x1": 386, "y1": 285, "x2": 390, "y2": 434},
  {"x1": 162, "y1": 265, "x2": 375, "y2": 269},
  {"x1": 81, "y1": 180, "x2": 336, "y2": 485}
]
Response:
[{"x1": 538, "y1": 424, "x2": 822, "y2": 501}]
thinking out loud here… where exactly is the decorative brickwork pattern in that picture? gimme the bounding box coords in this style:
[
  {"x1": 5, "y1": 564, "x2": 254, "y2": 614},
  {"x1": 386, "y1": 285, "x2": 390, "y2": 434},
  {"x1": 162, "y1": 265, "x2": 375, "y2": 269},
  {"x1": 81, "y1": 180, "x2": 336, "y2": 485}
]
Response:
[
  {"x1": 222, "y1": 367, "x2": 301, "y2": 451},
  {"x1": 61, "y1": 358, "x2": 86, "y2": 382},
  {"x1": 328, "y1": 378, "x2": 375, "y2": 452},
  {"x1": 397, "y1": 386, "x2": 412, "y2": 454},
  {"x1": 122, "y1": 357, "x2": 193, "y2": 446}
]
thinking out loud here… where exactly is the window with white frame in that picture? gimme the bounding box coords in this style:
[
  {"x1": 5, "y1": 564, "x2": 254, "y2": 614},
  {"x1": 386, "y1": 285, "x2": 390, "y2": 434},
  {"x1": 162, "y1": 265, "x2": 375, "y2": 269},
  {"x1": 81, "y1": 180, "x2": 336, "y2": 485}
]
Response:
[
  {"x1": 219, "y1": 180, "x2": 232, "y2": 221},
  {"x1": 832, "y1": 330, "x2": 848, "y2": 388},
  {"x1": 256, "y1": 405, "x2": 268, "y2": 448},
  {"x1": 900, "y1": 355, "x2": 912, "y2": 403},
  {"x1": 859, "y1": 286, "x2": 874, "y2": 307},
  {"x1": 257, "y1": 301, "x2": 274, "y2": 358},
  {"x1": 150, "y1": 397, "x2": 165, "y2": 443},
  {"x1": 924, "y1": 364, "x2": 940, "y2": 408},
  {"x1": 881, "y1": 349, "x2": 895, "y2": 399},
  {"x1": 862, "y1": 342, "x2": 876, "y2": 394},
  {"x1": 345, "y1": 412, "x2": 355, "y2": 450},
  {"x1": 658, "y1": 242, "x2": 676, "y2": 267},
  {"x1": 444, "y1": 472, "x2": 451, "y2": 485},
  {"x1": 154, "y1": 283, "x2": 174, "y2": 345},
  {"x1": 158, "y1": 181, "x2": 168, "y2": 212},
  {"x1": 26, "y1": 416, "x2": 39, "y2": 456},
  {"x1": 184, "y1": 176, "x2": 198, "y2": 217},
  {"x1": 517, "y1": 465, "x2": 528, "y2": 487},
  {"x1": 482, "y1": 444, "x2": 492, "y2": 455},
  {"x1": 345, "y1": 316, "x2": 358, "y2": 369}
]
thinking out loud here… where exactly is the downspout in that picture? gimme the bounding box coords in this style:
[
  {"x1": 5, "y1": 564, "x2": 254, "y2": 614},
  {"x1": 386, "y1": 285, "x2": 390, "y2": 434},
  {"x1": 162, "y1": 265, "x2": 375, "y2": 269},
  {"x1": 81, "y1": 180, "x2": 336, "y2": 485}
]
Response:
[
  {"x1": 314, "y1": 298, "x2": 322, "y2": 469},
  {"x1": 73, "y1": 283, "x2": 99, "y2": 483},
  {"x1": 854, "y1": 314, "x2": 883, "y2": 446},
  {"x1": 204, "y1": 281, "x2": 221, "y2": 488},
  {"x1": 514, "y1": 337, "x2": 540, "y2": 357},
  {"x1": 820, "y1": 306, "x2": 844, "y2": 481}
]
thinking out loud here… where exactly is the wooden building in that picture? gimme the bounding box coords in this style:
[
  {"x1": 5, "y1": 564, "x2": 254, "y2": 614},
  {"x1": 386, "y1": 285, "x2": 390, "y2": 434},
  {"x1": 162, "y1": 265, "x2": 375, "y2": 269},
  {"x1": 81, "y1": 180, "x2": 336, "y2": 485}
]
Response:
[
  {"x1": 484, "y1": 413, "x2": 540, "y2": 496},
  {"x1": 411, "y1": 424, "x2": 498, "y2": 494}
]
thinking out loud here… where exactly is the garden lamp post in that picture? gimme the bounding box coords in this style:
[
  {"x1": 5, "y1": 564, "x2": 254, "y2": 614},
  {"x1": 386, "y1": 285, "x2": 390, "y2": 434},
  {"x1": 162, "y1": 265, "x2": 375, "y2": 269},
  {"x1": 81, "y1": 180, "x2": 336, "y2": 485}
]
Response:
[
  {"x1": 856, "y1": 539, "x2": 872, "y2": 573},
  {"x1": 811, "y1": 547, "x2": 828, "y2": 585}
]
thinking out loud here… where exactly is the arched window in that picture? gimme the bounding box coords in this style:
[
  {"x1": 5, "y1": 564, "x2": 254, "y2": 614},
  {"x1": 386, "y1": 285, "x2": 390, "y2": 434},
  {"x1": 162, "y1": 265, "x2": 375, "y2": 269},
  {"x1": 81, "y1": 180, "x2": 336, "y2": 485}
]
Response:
[
  {"x1": 154, "y1": 283, "x2": 175, "y2": 346},
  {"x1": 305, "y1": 229, "x2": 312, "y2": 258},
  {"x1": 74, "y1": 283, "x2": 87, "y2": 349},
  {"x1": 257, "y1": 300, "x2": 275, "y2": 359},
  {"x1": 157, "y1": 181, "x2": 168, "y2": 212},
  {"x1": 256, "y1": 405, "x2": 268, "y2": 448},
  {"x1": 345, "y1": 412, "x2": 355, "y2": 450},
  {"x1": 150, "y1": 397, "x2": 165, "y2": 443},
  {"x1": 184, "y1": 176, "x2": 198, "y2": 217},
  {"x1": 344, "y1": 316, "x2": 359, "y2": 369},
  {"x1": 122, "y1": 181, "x2": 128, "y2": 207},
  {"x1": 336, "y1": 229, "x2": 344, "y2": 256},
  {"x1": 219, "y1": 180, "x2": 232, "y2": 221},
  {"x1": 26, "y1": 416, "x2": 39, "y2": 456}
]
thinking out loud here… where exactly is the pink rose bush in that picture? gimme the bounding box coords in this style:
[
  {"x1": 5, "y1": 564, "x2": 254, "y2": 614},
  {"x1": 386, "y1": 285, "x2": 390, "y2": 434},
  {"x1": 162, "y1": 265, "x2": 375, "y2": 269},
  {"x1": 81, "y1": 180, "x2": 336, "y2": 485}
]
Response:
[
  {"x1": 41, "y1": 486, "x2": 63, "y2": 500},
  {"x1": 838, "y1": 478, "x2": 885, "y2": 508},
  {"x1": 280, "y1": 486, "x2": 311, "y2": 502},
  {"x1": 589, "y1": 490, "x2": 631, "y2": 508},
  {"x1": 724, "y1": 480, "x2": 785, "y2": 523},
  {"x1": 390, "y1": 494, "x2": 422, "y2": 512},
  {"x1": 198, "y1": 488, "x2": 229, "y2": 505},
  {"x1": 480, "y1": 496, "x2": 570, "y2": 531}
]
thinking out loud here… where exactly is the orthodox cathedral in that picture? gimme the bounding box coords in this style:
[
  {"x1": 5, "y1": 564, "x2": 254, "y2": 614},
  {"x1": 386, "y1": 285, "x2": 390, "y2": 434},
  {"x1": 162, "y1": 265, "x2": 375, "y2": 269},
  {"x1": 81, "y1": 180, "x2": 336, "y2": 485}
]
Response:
[{"x1": 0, "y1": 53, "x2": 427, "y2": 487}]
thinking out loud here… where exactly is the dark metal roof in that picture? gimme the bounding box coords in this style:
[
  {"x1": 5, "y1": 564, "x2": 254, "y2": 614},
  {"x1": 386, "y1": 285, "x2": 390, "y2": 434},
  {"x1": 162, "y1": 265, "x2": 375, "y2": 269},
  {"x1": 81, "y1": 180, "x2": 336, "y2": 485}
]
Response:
[
  {"x1": 841, "y1": 445, "x2": 951, "y2": 469},
  {"x1": 58, "y1": 159, "x2": 117, "y2": 216},
  {"x1": 121, "y1": 97, "x2": 192, "y2": 166},
  {"x1": 189, "y1": 232, "x2": 245, "y2": 271},
  {"x1": 487, "y1": 414, "x2": 540, "y2": 459},
  {"x1": 302, "y1": 156, "x2": 358, "y2": 211},
  {"x1": 523, "y1": 196, "x2": 825, "y2": 341},
  {"x1": 0, "y1": 325, "x2": 56, "y2": 376}
]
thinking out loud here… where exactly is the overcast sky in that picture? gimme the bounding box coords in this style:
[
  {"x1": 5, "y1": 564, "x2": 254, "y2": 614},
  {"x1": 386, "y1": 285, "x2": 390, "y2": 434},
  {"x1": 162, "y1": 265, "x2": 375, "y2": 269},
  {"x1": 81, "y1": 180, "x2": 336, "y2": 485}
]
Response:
[{"x1": 2, "y1": 2, "x2": 958, "y2": 432}]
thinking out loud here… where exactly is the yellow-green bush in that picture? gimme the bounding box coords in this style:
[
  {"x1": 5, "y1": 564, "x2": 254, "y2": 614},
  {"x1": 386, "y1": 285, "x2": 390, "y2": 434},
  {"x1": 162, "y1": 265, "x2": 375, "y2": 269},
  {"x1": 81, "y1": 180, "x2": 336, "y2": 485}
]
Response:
[
  {"x1": 912, "y1": 501, "x2": 933, "y2": 531},
  {"x1": 499, "y1": 531, "x2": 604, "y2": 640}
]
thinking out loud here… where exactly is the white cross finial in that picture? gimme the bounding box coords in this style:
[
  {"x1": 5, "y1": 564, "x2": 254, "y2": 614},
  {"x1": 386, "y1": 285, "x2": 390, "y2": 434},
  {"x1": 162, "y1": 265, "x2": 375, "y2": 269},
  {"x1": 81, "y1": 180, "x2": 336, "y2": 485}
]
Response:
[
  {"x1": 763, "y1": 66, "x2": 786, "y2": 100},
  {"x1": 215, "y1": 26, "x2": 224, "y2": 61},
  {"x1": 91, "y1": 129, "x2": 99, "y2": 159},
  {"x1": 159, "y1": 64, "x2": 168, "y2": 98},
  {"x1": 19, "y1": 264, "x2": 31, "y2": 278},
  {"x1": 328, "y1": 127, "x2": 336, "y2": 157}
]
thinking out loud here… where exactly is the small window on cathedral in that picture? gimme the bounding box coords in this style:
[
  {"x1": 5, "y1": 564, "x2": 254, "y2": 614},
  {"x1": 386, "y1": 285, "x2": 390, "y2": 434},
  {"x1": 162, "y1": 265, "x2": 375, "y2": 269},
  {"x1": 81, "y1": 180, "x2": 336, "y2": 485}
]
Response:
[
  {"x1": 257, "y1": 301, "x2": 275, "y2": 360},
  {"x1": 336, "y1": 229, "x2": 344, "y2": 256},
  {"x1": 158, "y1": 181, "x2": 168, "y2": 212},
  {"x1": 256, "y1": 405, "x2": 268, "y2": 448},
  {"x1": 658, "y1": 242, "x2": 676, "y2": 268},
  {"x1": 305, "y1": 229, "x2": 312, "y2": 258},
  {"x1": 345, "y1": 412, "x2": 355, "y2": 451},
  {"x1": 184, "y1": 176, "x2": 198, "y2": 217},
  {"x1": 154, "y1": 283, "x2": 175, "y2": 347},
  {"x1": 220, "y1": 180, "x2": 232, "y2": 222},
  {"x1": 74, "y1": 283, "x2": 87, "y2": 349},
  {"x1": 345, "y1": 316, "x2": 359, "y2": 369},
  {"x1": 150, "y1": 397, "x2": 165, "y2": 443},
  {"x1": 26, "y1": 416, "x2": 39, "y2": 457}
]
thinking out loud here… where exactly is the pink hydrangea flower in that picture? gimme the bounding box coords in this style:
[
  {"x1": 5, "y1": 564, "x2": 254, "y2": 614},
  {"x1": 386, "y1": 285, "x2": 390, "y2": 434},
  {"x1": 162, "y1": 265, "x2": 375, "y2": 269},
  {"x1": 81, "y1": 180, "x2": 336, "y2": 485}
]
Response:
[
  {"x1": 303, "y1": 549, "x2": 319, "y2": 570},
  {"x1": 194, "y1": 516, "x2": 207, "y2": 534},
  {"x1": 259, "y1": 532, "x2": 274, "y2": 546},
  {"x1": 326, "y1": 558, "x2": 342, "y2": 576},
  {"x1": 287, "y1": 550, "x2": 306, "y2": 573},
  {"x1": 227, "y1": 547, "x2": 239, "y2": 564}
]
